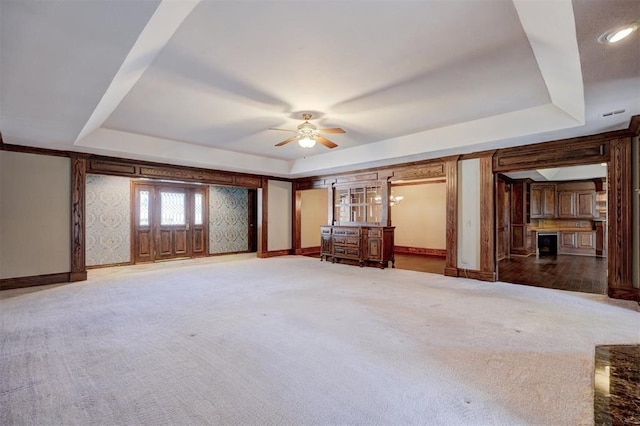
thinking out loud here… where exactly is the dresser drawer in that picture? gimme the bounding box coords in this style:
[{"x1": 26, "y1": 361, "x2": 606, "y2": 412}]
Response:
[
  {"x1": 333, "y1": 227, "x2": 360, "y2": 236},
  {"x1": 367, "y1": 228, "x2": 382, "y2": 237},
  {"x1": 333, "y1": 236, "x2": 360, "y2": 247},
  {"x1": 333, "y1": 246, "x2": 360, "y2": 258}
]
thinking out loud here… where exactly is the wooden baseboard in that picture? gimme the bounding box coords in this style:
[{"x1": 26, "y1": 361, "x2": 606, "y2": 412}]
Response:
[
  {"x1": 456, "y1": 269, "x2": 496, "y2": 282},
  {"x1": 87, "y1": 262, "x2": 132, "y2": 270},
  {"x1": 510, "y1": 248, "x2": 536, "y2": 257},
  {"x1": 69, "y1": 271, "x2": 87, "y2": 282},
  {"x1": 295, "y1": 246, "x2": 321, "y2": 255},
  {"x1": 0, "y1": 272, "x2": 73, "y2": 291},
  {"x1": 608, "y1": 286, "x2": 640, "y2": 301},
  {"x1": 394, "y1": 246, "x2": 446, "y2": 257},
  {"x1": 444, "y1": 267, "x2": 459, "y2": 277},
  {"x1": 257, "y1": 249, "x2": 293, "y2": 258},
  {"x1": 208, "y1": 250, "x2": 251, "y2": 257},
  {"x1": 445, "y1": 267, "x2": 496, "y2": 282}
]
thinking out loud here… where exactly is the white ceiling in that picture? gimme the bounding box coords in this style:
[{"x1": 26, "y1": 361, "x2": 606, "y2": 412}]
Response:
[
  {"x1": 1, "y1": 0, "x2": 638, "y2": 178},
  {"x1": 503, "y1": 164, "x2": 607, "y2": 182}
]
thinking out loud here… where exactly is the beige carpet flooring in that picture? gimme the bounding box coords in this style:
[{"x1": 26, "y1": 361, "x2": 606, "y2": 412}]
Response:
[{"x1": 1, "y1": 255, "x2": 638, "y2": 425}]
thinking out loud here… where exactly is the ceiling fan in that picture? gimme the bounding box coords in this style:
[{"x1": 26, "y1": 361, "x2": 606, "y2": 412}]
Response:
[{"x1": 270, "y1": 113, "x2": 345, "y2": 149}]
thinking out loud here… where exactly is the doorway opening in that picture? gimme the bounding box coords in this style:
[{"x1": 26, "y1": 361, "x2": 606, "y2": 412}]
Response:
[
  {"x1": 390, "y1": 178, "x2": 447, "y2": 275},
  {"x1": 496, "y1": 164, "x2": 608, "y2": 294}
]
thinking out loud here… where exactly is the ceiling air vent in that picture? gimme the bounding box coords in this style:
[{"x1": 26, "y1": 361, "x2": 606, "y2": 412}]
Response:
[{"x1": 601, "y1": 109, "x2": 626, "y2": 117}]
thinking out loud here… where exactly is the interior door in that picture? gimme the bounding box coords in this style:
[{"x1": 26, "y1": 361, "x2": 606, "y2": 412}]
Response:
[
  {"x1": 156, "y1": 187, "x2": 191, "y2": 260},
  {"x1": 247, "y1": 189, "x2": 258, "y2": 252},
  {"x1": 134, "y1": 183, "x2": 155, "y2": 263},
  {"x1": 133, "y1": 182, "x2": 208, "y2": 263},
  {"x1": 191, "y1": 188, "x2": 207, "y2": 257}
]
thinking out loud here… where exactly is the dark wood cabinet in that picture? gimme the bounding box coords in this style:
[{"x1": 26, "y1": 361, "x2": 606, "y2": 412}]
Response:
[
  {"x1": 558, "y1": 191, "x2": 576, "y2": 217},
  {"x1": 595, "y1": 221, "x2": 607, "y2": 257},
  {"x1": 533, "y1": 182, "x2": 595, "y2": 219},
  {"x1": 320, "y1": 225, "x2": 395, "y2": 268},
  {"x1": 558, "y1": 231, "x2": 596, "y2": 256},
  {"x1": 576, "y1": 191, "x2": 595, "y2": 217},
  {"x1": 530, "y1": 184, "x2": 556, "y2": 218},
  {"x1": 558, "y1": 189, "x2": 595, "y2": 218},
  {"x1": 509, "y1": 180, "x2": 536, "y2": 256}
]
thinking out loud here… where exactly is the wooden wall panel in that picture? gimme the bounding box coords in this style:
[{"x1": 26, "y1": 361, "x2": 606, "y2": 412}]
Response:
[
  {"x1": 493, "y1": 135, "x2": 617, "y2": 172},
  {"x1": 257, "y1": 177, "x2": 269, "y2": 257},
  {"x1": 607, "y1": 137, "x2": 636, "y2": 300},
  {"x1": 444, "y1": 158, "x2": 459, "y2": 277},
  {"x1": 70, "y1": 156, "x2": 87, "y2": 282},
  {"x1": 479, "y1": 156, "x2": 496, "y2": 280},
  {"x1": 293, "y1": 189, "x2": 302, "y2": 254},
  {"x1": 87, "y1": 157, "x2": 265, "y2": 188},
  {"x1": 391, "y1": 163, "x2": 445, "y2": 180}
]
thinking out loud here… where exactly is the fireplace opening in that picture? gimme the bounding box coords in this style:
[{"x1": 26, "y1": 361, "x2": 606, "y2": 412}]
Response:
[{"x1": 538, "y1": 233, "x2": 558, "y2": 256}]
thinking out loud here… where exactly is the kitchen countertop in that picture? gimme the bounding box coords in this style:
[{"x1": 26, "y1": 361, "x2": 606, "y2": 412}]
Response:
[{"x1": 594, "y1": 344, "x2": 640, "y2": 425}]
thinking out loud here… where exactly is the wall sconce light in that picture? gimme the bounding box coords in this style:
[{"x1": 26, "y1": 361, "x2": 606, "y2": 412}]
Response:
[{"x1": 375, "y1": 195, "x2": 404, "y2": 206}]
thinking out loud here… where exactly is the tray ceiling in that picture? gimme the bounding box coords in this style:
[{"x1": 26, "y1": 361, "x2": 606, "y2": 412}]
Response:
[{"x1": 1, "y1": 0, "x2": 638, "y2": 177}]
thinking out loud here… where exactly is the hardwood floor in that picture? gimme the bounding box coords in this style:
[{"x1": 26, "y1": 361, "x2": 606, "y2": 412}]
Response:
[
  {"x1": 393, "y1": 253, "x2": 607, "y2": 295},
  {"x1": 310, "y1": 252, "x2": 606, "y2": 295},
  {"x1": 394, "y1": 254, "x2": 445, "y2": 274},
  {"x1": 498, "y1": 255, "x2": 607, "y2": 295}
]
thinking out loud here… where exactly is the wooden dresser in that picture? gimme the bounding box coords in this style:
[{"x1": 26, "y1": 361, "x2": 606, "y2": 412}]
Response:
[{"x1": 320, "y1": 225, "x2": 395, "y2": 268}]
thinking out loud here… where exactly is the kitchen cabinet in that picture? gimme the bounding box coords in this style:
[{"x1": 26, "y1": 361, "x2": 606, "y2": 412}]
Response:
[
  {"x1": 558, "y1": 231, "x2": 596, "y2": 256},
  {"x1": 595, "y1": 221, "x2": 607, "y2": 257},
  {"x1": 530, "y1": 184, "x2": 556, "y2": 218},
  {"x1": 558, "y1": 190, "x2": 595, "y2": 218},
  {"x1": 509, "y1": 180, "x2": 535, "y2": 256}
]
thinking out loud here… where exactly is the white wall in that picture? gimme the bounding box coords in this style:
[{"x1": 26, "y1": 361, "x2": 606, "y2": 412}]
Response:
[
  {"x1": 391, "y1": 183, "x2": 446, "y2": 249},
  {"x1": 267, "y1": 180, "x2": 292, "y2": 251},
  {"x1": 300, "y1": 188, "x2": 328, "y2": 248},
  {"x1": 457, "y1": 159, "x2": 481, "y2": 270},
  {"x1": 0, "y1": 151, "x2": 71, "y2": 278}
]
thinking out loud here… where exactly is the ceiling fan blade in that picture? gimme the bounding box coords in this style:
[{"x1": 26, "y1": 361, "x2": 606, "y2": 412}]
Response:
[
  {"x1": 269, "y1": 127, "x2": 296, "y2": 133},
  {"x1": 315, "y1": 136, "x2": 338, "y2": 149},
  {"x1": 317, "y1": 127, "x2": 345, "y2": 134},
  {"x1": 275, "y1": 136, "x2": 298, "y2": 147}
]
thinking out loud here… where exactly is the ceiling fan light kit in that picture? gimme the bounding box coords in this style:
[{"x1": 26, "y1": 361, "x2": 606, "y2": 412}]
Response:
[
  {"x1": 298, "y1": 136, "x2": 316, "y2": 148},
  {"x1": 270, "y1": 113, "x2": 344, "y2": 149}
]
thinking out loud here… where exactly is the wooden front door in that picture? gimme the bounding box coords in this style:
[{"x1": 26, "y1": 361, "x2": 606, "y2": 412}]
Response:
[
  {"x1": 133, "y1": 182, "x2": 208, "y2": 263},
  {"x1": 156, "y1": 187, "x2": 191, "y2": 260}
]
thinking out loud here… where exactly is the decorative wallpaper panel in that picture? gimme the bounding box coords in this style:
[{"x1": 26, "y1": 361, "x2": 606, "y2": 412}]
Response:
[
  {"x1": 86, "y1": 175, "x2": 131, "y2": 266},
  {"x1": 209, "y1": 186, "x2": 248, "y2": 254}
]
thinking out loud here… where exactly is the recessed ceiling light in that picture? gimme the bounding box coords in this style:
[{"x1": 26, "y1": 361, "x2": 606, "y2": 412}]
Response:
[
  {"x1": 598, "y1": 23, "x2": 638, "y2": 44},
  {"x1": 601, "y1": 109, "x2": 626, "y2": 117}
]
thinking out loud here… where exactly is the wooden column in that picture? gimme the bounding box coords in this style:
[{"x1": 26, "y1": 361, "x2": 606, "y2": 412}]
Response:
[
  {"x1": 293, "y1": 188, "x2": 302, "y2": 254},
  {"x1": 607, "y1": 137, "x2": 636, "y2": 300},
  {"x1": 257, "y1": 177, "x2": 269, "y2": 258},
  {"x1": 70, "y1": 156, "x2": 87, "y2": 281},
  {"x1": 479, "y1": 156, "x2": 497, "y2": 281},
  {"x1": 444, "y1": 157, "x2": 459, "y2": 277}
]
